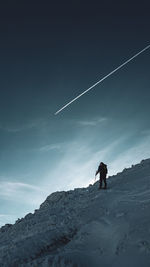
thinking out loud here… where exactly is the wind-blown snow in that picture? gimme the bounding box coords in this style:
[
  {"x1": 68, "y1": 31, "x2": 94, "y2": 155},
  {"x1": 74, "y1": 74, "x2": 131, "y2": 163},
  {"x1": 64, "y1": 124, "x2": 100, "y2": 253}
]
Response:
[{"x1": 0, "y1": 159, "x2": 150, "y2": 266}]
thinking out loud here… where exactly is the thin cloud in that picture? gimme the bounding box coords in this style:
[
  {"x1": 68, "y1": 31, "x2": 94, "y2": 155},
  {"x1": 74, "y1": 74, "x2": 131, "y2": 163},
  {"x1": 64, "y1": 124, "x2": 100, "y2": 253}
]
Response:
[
  {"x1": 36, "y1": 141, "x2": 73, "y2": 153},
  {"x1": 0, "y1": 181, "x2": 48, "y2": 206},
  {"x1": 0, "y1": 181, "x2": 49, "y2": 226},
  {"x1": 0, "y1": 118, "x2": 46, "y2": 133},
  {"x1": 38, "y1": 144, "x2": 61, "y2": 152},
  {"x1": 77, "y1": 117, "x2": 107, "y2": 126},
  {"x1": 0, "y1": 181, "x2": 42, "y2": 195}
]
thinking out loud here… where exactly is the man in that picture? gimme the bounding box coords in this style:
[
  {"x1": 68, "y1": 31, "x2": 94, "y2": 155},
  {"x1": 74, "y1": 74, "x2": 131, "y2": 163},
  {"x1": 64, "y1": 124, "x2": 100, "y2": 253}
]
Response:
[{"x1": 95, "y1": 162, "x2": 108, "y2": 189}]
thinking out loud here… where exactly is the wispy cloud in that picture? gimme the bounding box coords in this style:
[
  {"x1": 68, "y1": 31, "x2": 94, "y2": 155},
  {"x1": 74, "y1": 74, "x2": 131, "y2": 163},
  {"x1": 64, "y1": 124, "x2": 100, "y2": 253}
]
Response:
[
  {"x1": 0, "y1": 118, "x2": 46, "y2": 133},
  {"x1": 35, "y1": 141, "x2": 76, "y2": 153},
  {"x1": 0, "y1": 181, "x2": 49, "y2": 226},
  {"x1": 0, "y1": 181, "x2": 48, "y2": 206},
  {"x1": 0, "y1": 181, "x2": 42, "y2": 195},
  {"x1": 38, "y1": 144, "x2": 61, "y2": 152},
  {"x1": 77, "y1": 117, "x2": 107, "y2": 126}
]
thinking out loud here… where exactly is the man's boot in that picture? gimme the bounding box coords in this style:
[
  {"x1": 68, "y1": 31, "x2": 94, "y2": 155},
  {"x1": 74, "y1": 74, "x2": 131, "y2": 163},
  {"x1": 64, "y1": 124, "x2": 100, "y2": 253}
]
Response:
[
  {"x1": 99, "y1": 183, "x2": 102, "y2": 189},
  {"x1": 104, "y1": 184, "x2": 107, "y2": 189}
]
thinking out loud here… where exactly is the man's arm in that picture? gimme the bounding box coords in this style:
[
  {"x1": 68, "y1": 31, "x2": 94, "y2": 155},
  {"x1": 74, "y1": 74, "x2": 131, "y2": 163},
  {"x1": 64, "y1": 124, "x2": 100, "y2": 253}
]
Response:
[{"x1": 95, "y1": 167, "x2": 100, "y2": 176}]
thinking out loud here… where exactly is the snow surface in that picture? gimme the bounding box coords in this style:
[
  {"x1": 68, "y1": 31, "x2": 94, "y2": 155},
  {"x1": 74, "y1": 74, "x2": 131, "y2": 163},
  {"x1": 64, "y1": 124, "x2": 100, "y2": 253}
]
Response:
[{"x1": 0, "y1": 159, "x2": 150, "y2": 266}]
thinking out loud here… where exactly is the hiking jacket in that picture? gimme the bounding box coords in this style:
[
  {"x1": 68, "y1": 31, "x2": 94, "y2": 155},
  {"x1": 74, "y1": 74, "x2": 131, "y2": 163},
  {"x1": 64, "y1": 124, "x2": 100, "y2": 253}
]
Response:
[{"x1": 96, "y1": 164, "x2": 107, "y2": 177}]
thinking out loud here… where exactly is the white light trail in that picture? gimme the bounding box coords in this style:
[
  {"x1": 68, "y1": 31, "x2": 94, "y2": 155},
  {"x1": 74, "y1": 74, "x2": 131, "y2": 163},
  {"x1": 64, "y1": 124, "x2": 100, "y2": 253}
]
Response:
[{"x1": 54, "y1": 44, "x2": 150, "y2": 115}]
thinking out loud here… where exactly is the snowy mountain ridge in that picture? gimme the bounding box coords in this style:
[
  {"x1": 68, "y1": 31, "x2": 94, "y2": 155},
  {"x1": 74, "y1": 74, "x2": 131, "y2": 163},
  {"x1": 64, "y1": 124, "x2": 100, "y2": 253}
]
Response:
[{"x1": 0, "y1": 159, "x2": 150, "y2": 266}]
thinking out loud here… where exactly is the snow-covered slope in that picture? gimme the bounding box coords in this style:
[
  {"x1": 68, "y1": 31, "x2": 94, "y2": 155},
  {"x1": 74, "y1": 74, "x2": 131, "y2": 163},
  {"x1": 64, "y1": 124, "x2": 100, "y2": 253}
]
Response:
[{"x1": 0, "y1": 159, "x2": 150, "y2": 267}]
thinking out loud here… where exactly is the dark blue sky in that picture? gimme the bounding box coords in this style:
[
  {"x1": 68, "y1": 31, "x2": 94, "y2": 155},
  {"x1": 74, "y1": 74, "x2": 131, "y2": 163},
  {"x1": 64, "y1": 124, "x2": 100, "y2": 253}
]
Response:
[{"x1": 0, "y1": 1, "x2": 150, "y2": 226}]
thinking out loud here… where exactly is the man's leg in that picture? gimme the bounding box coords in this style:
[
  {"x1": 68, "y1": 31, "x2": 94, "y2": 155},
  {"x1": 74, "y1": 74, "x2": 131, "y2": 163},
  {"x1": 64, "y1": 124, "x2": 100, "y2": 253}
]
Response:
[
  {"x1": 103, "y1": 176, "x2": 107, "y2": 189},
  {"x1": 99, "y1": 176, "x2": 103, "y2": 189}
]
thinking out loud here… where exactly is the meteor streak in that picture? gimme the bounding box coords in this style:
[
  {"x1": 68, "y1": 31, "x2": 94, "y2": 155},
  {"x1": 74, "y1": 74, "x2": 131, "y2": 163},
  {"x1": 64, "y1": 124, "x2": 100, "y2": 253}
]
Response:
[{"x1": 54, "y1": 44, "x2": 150, "y2": 115}]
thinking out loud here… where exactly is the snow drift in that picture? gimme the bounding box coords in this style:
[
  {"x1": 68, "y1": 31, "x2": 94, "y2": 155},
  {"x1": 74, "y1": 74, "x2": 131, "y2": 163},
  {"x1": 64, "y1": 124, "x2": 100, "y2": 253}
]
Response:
[{"x1": 0, "y1": 159, "x2": 150, "y2": 266}]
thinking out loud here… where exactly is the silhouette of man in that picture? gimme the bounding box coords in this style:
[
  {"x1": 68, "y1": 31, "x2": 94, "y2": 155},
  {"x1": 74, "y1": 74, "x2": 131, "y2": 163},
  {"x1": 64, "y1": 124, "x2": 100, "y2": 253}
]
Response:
[{"x1": 95, "y1": 162, "x2": 108, "y2": 189}]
